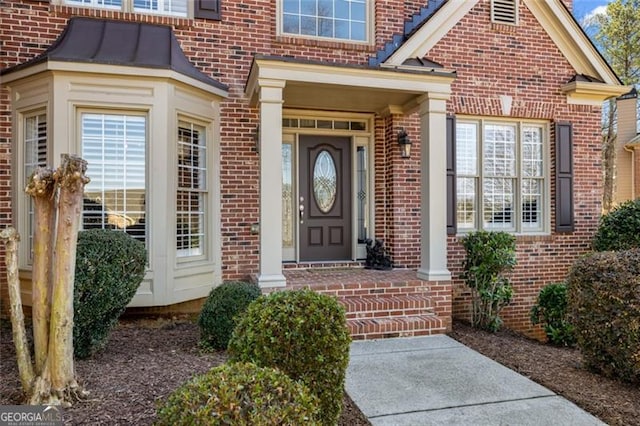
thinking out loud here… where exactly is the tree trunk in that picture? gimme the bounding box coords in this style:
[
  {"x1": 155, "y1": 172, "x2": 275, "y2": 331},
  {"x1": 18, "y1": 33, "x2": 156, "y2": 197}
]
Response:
[
  {"x1": 0, "y1": 227, "x2": 35, "y2": 394},
  {"x1": 48, "y1": 154, "x2": 89, "y2": 399},
  {"x1": 25, "y1": 167, "x2": 56, "y2": 375}
]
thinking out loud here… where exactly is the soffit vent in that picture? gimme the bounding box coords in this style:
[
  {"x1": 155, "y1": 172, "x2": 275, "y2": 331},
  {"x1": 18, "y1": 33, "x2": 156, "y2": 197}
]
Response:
[{"x1": 491, "y1": 0, "x2": 518, "y2": 25}]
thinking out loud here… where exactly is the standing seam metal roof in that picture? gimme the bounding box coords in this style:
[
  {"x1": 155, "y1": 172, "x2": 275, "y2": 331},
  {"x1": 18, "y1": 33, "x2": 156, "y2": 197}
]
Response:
[{"x1": 0, "y1": 17, "x2": 228, "y2": 91}]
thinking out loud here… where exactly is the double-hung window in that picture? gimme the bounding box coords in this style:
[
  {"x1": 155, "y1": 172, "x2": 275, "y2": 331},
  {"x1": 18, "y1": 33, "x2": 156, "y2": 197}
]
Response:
[
  {"x1": 176, "y1": 121, "x2": 208, "y2": 259},
  {"x1": 281, "y1": 0, "x2": 369, "y2": 42},
  {"x1": 62, "y1": 0, "x2": 188, "y2": 17},
  {"x1": 81, "y1": 113, "x2": 147, "y2": 244},
  {"x1": 24, "y1": 112, "x2": 48, "y2": 261},
  {"x1": 456, "y1": 119, "x2": 546, "y2": 233}
]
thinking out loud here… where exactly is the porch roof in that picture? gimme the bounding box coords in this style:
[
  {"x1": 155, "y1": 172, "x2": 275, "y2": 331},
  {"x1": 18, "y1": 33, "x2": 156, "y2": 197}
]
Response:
[{"x1": 245, "y1": 55, "x2": 456, "y2": 115}]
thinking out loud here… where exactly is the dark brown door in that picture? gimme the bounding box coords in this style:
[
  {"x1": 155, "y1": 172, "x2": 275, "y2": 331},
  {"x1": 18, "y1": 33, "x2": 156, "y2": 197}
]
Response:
[{"x1": 299, "y1": 136, "x2": 351, "y2": 261}]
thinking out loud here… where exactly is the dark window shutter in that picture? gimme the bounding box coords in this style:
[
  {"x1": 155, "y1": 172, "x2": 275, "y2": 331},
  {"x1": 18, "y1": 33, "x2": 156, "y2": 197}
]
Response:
[
  {"x1": 555, "y1": 122, "x2": 574, "y2": 232},
  {"x1": 446, "y1": 115, "x2": 457, "y2": 235},
  {"x1": 194, "y1": 0, "x2": 221, "y2": 20}
]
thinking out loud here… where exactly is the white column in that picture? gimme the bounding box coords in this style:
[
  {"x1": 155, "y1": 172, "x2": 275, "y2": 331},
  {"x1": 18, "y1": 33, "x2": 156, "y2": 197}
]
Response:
[
  {"x1": 417, "y1": 93, "x2": 452, "y2": 281},
  {"x1": 257, "y1": 78, "x2": 287, "y2": 288}
]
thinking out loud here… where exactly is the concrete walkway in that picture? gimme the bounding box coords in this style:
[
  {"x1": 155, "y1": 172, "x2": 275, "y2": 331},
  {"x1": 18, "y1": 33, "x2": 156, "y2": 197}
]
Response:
[{"x1": 346, "y1": 335, "x2": 605, "y2": 425}]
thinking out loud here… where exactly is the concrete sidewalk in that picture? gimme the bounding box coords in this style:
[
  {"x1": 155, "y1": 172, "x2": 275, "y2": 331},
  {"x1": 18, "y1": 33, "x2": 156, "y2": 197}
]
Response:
[{"x1": 346, "y1": 335, "x2": 605, "y2": 426}]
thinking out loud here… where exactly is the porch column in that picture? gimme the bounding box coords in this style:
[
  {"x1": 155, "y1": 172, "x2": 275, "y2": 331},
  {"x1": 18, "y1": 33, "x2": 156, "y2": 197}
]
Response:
[
  {"x1": 257, "y1": 78, "x2": 287, "y2": 288},
  {"x1": 417, "y1": 93, "x2": 452, "y2": 281}
]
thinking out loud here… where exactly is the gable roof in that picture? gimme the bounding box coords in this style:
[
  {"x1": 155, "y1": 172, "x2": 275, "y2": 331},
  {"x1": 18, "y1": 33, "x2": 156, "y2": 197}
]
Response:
[
  {"x1": 372, "y1": 0, "x2": 623, "y2": 87},
  {"x1": 1, "y1": 17, "x2": 228, "y2": 91}
]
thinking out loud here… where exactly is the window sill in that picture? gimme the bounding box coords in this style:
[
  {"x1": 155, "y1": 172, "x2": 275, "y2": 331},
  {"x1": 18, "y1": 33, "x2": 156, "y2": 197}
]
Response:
[
  {"x1": 452, "y1": 232, "x2": 554, "y2": 243},
  {"x1": 274, "y1": 35, "x2": 376, "y2": 53}
]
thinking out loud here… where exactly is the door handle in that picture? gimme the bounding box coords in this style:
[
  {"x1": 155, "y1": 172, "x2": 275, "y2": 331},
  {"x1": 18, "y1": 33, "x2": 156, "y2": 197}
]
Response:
[{"x1": 299, "y1": 196, "x2": 305, "y2": 224}]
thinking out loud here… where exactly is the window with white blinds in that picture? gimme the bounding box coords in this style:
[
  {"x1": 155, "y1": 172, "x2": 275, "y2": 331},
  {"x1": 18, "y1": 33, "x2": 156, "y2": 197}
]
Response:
[
  {"x1": 81, "y1": 113, "x2": 147, "y2": 244},
  {"x1": 63, "y1": 0, "x2": 187, "y2": 17},
  {"x1": 456, "y1": 119, "x2": 546, "y2": 234},
  {"x1": 24, "y1": 112, "x2": 48, "y2": 260},
  {"x1": 133, "y1": 0, "x2": 187, "y2": 16},
  {"x1": 177, "y1": 121, "x2": 207, "y2": 258}
]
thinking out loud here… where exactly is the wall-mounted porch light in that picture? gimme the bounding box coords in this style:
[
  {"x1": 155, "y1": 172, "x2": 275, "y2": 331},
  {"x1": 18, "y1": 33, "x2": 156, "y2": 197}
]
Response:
[{"x1": 397, "y1": 128, "x2": 412, "y2": 158}]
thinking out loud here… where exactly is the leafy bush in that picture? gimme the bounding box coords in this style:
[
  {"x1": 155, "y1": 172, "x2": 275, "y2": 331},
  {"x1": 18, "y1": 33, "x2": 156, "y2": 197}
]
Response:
[
  {"x1": 530, "y1": 283, "x2": 576, "y2": 346},
  {"x1": 74, "y1": 229, "x2": 146, "y2": 359},
  {"x1": 593, "y1": 198, "x2": 640, "y2": 251},
  {"x1": 198, "y1": 281, "x2": 261, "y2": 350},
  {"x1": 567, "y1": 249, "x2": 640, "y2": 384},
  {"x1": 228, "y1": 289, "x2": 351, "y2": 426},
  {"x1": 155, "y1": 362, "x2": 320, "y2": 426},
  {"x1": 461, "y1": 231, "x2": 516, "y2": 332}
]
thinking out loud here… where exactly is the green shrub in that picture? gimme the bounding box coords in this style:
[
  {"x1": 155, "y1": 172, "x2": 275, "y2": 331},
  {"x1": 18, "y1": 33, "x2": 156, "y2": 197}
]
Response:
[
  {"x1": 530, "y1": 283, "x2": 576, "y2": 346},
  {"x1": 460, "y1": 231, "x2": 516, "y2": 332},
  {"x1": 228, "y1": 289, "x2": 351, "y2": 426},
  {"x1": 74, "y1": 229, "x2": 146, "y2": 359},
  {"x1": 593, "y1": 198, "x2": 640, "y2": 251},
  {"x1": 155, "y1": 362, "x2": 320, "y2": 426},
  {"x1": 567, "y1": 249, "x2": 640, "y2": 384},
  {"x1": 198, "y1": 281, "x2": 261, "y2": 350}
]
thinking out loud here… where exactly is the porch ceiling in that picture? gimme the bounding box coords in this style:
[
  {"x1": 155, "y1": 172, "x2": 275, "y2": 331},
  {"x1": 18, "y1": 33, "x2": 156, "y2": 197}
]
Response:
[{"x1": 246, "y1": 55, "x2": 455, "y2": 114}]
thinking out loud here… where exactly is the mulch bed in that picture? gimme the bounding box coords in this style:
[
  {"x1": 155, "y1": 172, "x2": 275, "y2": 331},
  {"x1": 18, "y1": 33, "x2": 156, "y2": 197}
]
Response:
[
  {"x1": 449, "y1": 321, "x2": 640, "y2": 426},
  {"x1": 3, "y1": 318, "x2": 638, "y2": 425},
  {"x1": 0, "y1": 318, "x2": 370, "y2": 425}
]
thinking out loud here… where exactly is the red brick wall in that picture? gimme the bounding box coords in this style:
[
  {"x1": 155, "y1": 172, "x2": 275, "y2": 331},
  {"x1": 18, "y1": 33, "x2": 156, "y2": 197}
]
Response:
[
  {"x1": 1, "y1": 0, "x2": 602, "y2": 337},
  {"x1": 427, "y1": 1, "x2": 602, "y2": 338}
]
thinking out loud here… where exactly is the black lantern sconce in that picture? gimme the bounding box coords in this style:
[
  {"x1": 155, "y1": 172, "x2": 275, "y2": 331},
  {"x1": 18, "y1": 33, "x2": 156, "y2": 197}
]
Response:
[{"x1": 397, "y1": 128, "x2": 412, "y2": 158}]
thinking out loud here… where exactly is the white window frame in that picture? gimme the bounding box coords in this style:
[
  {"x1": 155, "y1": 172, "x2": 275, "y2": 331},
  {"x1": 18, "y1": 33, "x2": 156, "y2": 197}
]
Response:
[
  {"x1": 455, "y1": 118, "x2": 549, "y2": 235},
  {"x1": 20, "y1": 109, "x2": 49, "y2": 264},
  {"x1": 278, "y1": 0, "x2": 373, "y2": 44},
  {"x1": 79, "y1": 110, "x2": 148, "y2": 245},
  {"x1": 59, "y1": 0, "x2": 190, "y2": 17},
  {"x1": 176, "y1": 119, "x2": 209, "y2": 261}
]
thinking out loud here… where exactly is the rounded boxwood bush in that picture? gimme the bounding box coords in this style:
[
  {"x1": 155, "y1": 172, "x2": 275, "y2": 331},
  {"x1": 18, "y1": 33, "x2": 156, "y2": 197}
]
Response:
[
  {"x1": 228, "y1": 289, "x2": 351, "y2": 426},
  {"x1": 155, "y1": 362, "x2": 320, "y2": 426},
  {"x1": 567, "y1": 249, "x2": 640, "y2": 383},
  {"x1": 530, "y1": 282, "x2": 576, "y2": 346},
  {"x1": 74, "y1": 229, "x2": 146, "y2": 359},
  {"x1": 198, "y1": 281, "x2": 261, "y2": 350},
  {"x1": 593, "y1": 198, "x2": 640, "y2": 251}
]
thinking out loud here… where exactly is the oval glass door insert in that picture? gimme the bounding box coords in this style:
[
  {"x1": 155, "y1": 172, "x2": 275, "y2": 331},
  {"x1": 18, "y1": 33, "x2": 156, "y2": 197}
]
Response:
[{"x1": 313, "y1": 150, "x2": 337, "y2": 213}]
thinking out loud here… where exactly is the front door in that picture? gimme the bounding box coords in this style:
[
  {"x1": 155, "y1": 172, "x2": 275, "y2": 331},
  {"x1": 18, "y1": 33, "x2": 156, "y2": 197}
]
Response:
[{"x1": 299, "y1": 135, "x2": 351, "y2": 261}]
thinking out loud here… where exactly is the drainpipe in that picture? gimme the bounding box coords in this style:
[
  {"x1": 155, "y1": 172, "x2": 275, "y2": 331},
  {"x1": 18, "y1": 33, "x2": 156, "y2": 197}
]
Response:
[{"x1": 624, "y1": 144, "x2": 636, "y2": 199}]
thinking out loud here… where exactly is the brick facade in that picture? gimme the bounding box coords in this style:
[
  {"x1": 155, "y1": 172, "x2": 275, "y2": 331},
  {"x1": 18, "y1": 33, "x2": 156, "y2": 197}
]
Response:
[{"x1": 0, "y1": 0, "x2": 605, "y2": 338}]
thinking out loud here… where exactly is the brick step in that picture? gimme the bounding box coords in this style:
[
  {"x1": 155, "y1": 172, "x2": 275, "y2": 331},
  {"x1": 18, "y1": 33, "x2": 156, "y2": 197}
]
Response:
[
  {"x1": 339, "y1": 294, "x2": 433, "y2": 320},
  {"x1": 348, "y1": 314, "x2": 446, "y2": 340}
]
